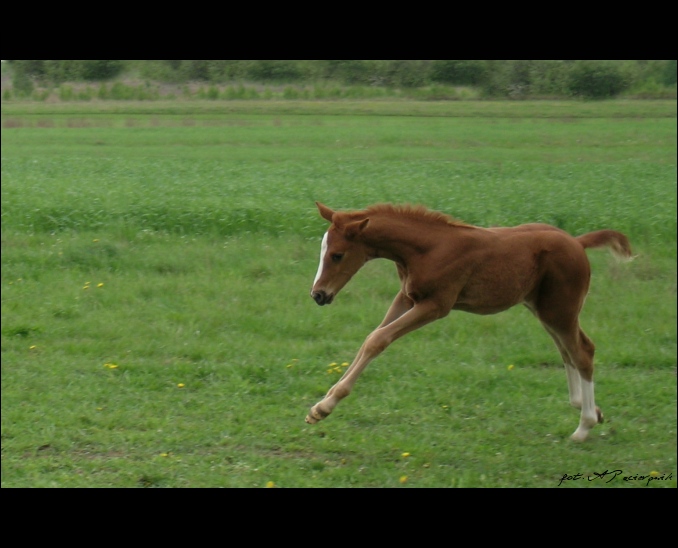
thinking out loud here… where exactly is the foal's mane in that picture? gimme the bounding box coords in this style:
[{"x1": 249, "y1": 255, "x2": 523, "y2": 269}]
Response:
[{"x1": 362, "y1": 203, "x2": 472, "y2": 228}]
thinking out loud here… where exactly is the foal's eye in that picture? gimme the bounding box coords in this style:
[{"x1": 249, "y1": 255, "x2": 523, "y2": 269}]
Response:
[{"x1": 331, "y1": 253, "x2": 344, "y2": 263}]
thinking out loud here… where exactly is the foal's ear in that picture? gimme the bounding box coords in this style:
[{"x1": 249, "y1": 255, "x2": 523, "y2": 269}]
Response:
[
  {"x1": 344, "y1": 218, "x2": 369, "y2": 241},
  {"x1": 316, "y1": 202, "x2": 335, "y2": 222}
]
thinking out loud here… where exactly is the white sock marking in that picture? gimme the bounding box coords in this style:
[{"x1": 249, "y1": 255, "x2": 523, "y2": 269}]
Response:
[
  {"x1": 580, "y1": 379, "x2": 596, "y2": 425},
  {"x1": 572, "y1": 378, "x2": 597, "y2": 441},
  {"x1": 565, "y1": 364, "x2": 582, "y2": 407}
]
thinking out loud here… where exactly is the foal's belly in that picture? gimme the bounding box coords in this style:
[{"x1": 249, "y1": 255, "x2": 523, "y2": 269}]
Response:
[
  {"x1": 451, "y1": 300, "x2": 519, "y2": 315},
  {"x1": 450, "y1": 265, "x2": 538, "y2": 315}
]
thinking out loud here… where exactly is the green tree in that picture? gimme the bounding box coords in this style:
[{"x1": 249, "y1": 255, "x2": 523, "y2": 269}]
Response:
[
  {"x1": 430, "y1": 60, "x2": 487, "y2": 85},
  {"x1": 567, "y1": 60, "x2": 630, "y2": 99},
  {"x1": 664, "y1": 60, "x2": 677, "y2": 85}
]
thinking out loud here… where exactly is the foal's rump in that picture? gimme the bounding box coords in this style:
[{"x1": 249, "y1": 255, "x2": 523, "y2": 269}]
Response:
[
  {"x1": 471, "y1": 224, "x2": 631, "y2": 314},
  {"x1": 520, "y1": 227, "x2": 632, "y2": 326}
]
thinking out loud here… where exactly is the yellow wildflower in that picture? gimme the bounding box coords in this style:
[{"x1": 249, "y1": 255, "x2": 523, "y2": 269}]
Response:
[
  {"x1": 399, "y1": 476, "x2": 408, "y2": 484},
  {"x1": 401, "y1": 452, "x2": 411, "y2": 458},
  {"x1": 266, "y1": 481, "x2": 275, "y2": 488},
  {"x1": 507, "y1": 364, "x2": 515, "y2": 371},
  {"x1": 177, "y1": 383, "x2": 185, "y2": 388},
  {"x1": 97, "y1": 283, "x2": 104, "y2": 288}
]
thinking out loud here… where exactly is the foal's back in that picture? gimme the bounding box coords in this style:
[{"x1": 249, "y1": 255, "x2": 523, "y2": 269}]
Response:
[{"x1": 449, "y1": 223, "x2": 591, "y2": 315}]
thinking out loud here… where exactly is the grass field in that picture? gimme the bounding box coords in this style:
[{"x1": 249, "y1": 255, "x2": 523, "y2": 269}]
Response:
[{"x1": 1, "y1": 100, "x2": 676, "y2": 487}]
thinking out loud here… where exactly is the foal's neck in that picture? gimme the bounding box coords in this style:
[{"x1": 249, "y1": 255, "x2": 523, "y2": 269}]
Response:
[{"x1": 364, "y1": 215, "x2": 459, "y2": 264}]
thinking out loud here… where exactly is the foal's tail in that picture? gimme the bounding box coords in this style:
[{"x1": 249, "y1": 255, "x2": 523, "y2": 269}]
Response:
[{"x1": 577, "y1": 230, "x2": 634, "y2": 261}]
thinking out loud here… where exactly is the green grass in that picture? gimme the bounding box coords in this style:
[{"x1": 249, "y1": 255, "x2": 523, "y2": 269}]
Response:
[
  {"x1": 3, "y1": 98, "x2": 677, "y2": 118},
  {"x1": 1, "y1": 100, "x2": 676, "y2": 487}
]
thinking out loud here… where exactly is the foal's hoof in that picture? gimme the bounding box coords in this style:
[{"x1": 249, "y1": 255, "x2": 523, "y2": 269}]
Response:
[
  {"x1": 570, "y1": 430, "x2": 589, "y2": 442},
  {"x1": 305, "y1": 405, "x2": 329, "y2": 424},
  {"x1": 596, "y1": 406, "x2": 604, "y2": 424}
]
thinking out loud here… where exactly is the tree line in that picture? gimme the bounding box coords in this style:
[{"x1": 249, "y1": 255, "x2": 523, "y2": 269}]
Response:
[{"x1": 6, "y1": 60, "x2": 677, "y2": 99}]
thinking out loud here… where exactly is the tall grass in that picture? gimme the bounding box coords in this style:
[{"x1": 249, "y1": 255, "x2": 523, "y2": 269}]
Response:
[{"x1": 1, "y1": 101, "x2": 676, "y2": 487}]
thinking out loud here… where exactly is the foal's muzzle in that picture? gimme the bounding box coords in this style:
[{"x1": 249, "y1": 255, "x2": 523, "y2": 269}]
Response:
[{"x1": 311, "y1": 290, "x2": 334, "y2": 306}]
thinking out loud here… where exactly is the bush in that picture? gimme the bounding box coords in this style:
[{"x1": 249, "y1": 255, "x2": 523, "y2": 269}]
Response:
[
  {"x1": 58, "y1": 85, "x2": 74, "y2": 101},
  {"x1": 664, "y1": 60, "x2": 677, "y2": 85},
  {"x1": 12, "y1": 70, "x2": 34, "y2": 96},
  {"x1": 136, "y1": 60, "x2": 183, "y2": 82},
  {"x1": 224, "y1": 84, "x2": 248, "y2": 99},
  {"x1": 43, "y1": 60, "x2": 82, "y2": 83},
  {"x1": 478, "y1": 60, "x2": 554, "y2": 98},
  {"x1": 244, "y1": 60, "x2": 303, "y2": 82},
  {"x1": 204, "y1": 60, "x2": 248, "y2": 81},
  {"x1": 79, "y1": 60, "x2": 124, "y2": 80},
  {"x1": 382, "y1": 60, "x2": 431, "y2": 88},
  {"x1": 137, "y1": 60, "x2": 214, "y2": 83},
  {"x1": 179, "y1": 60, "x2": 212, "y2": 81},
  {"x1": 430, "y1": 60, "x2": 487, "y2": 85},
  {"x1": 527, "y1": 60, "x2": 572, "y2": 96},
  {"x1": 322, "y1": 60, "x2": 374, "y2": 85},
  {"x1": 206, "y1": 85, "x2": 220, "y2": 100},
  {"x1": 109, "y1": 82, "x2": 136, "y2": 100},
  {"x1": 41, "y1": 60, "x2": 124, "y2": 82},
  {"x1": 3, "y1": 60, "x2": 674, "y2": 101},
  {"x1": 8, "y1": 60, "x2": 41, "y2": 95},
  {"x1": 97, "y1": 83, "x2": 110, "y2": 100},
  {"x1": 566, "y1": 60, "x2": 630, "y2": 99}
]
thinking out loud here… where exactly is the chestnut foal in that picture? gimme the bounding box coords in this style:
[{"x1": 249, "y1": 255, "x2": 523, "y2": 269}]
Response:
[{"x1": 308, "y1": 202, "x2": 632, "y2": 441}]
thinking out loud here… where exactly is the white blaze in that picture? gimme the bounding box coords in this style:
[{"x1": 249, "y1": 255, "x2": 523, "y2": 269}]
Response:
[{"x1": 313, "y1": 232, "x2": 329, "y2": 287}]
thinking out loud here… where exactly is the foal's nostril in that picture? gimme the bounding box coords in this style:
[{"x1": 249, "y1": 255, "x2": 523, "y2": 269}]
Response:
[{"x1": 311, "y1": 290, "x2": 329, "y2": 305}]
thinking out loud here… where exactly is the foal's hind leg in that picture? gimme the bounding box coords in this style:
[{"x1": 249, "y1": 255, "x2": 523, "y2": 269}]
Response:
[
  {"x1": 542, "y1": 324, "x2": 582, "y2": 409},
  {"x1": 530, "y1": 286, "x2": 603, "y2": 442},
  {"x1": 556, "y1": 327, "x2": 603, "y2": 441},
  {"x1": 543, "y1": 321, "x2": 603, "y2": 441},
  {"x1": 525, "y1": 304, "x2": 582, "y2": 409}
]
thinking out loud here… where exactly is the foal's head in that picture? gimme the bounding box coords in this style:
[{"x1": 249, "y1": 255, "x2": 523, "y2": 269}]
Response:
[{"x1": 311, "y1": 202, "x2": 371, "y2": 306}]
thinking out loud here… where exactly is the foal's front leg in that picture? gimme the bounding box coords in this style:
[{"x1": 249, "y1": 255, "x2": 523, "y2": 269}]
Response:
[
  {"x1": 305, "y1": 291, "x2": 412, "y2": 423},
  {"x1": 305, "y1": 299, "x2": 440, "y2": 424},
  {"x1": 327, "y1": 291, "x2": 412, "y2": 389}
]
